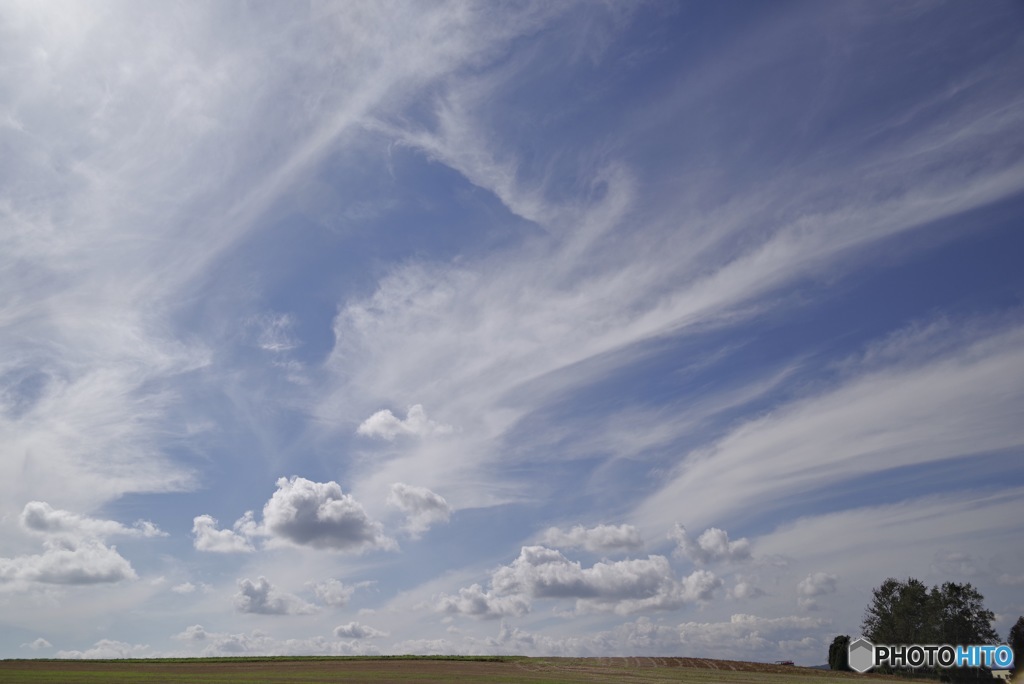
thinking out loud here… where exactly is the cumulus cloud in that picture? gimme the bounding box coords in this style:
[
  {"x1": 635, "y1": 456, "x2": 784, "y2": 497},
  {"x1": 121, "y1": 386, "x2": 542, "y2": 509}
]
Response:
[
  {"x1": 171, "y1": 582, "x2": 197, "y2": 594},
  {"x1": 57, "y1": 639, "x2": 152, "y2": 659},
  {"x1": 387, "y1": 483, "x2": 452, "y2": 536},
  {"x1": 796, "y1": 572, "x2": 837, "y2": 610},
  {"x1": 20, "y1": 501, "x2": 165, "y2": 539},
  {"x1": 332, "y1": 622, "x2": 388, "y2": 639},
  {"x1": 671, "y1": 525, "x2": 751, "y2": 564},
  {"x1": 309, "y1": 578, "x2": 368, "y2": 607},
  {"x1": 676, "y1": 614, "x2": 829, "y2": 662},
  {"x1": 192, "y1": 513, "x2": 257, "y2": 553},
  {"x1": 541, "y1": 524, "x2": 644, "y2": 553},
  {"x1": 356, "y1": 404, "x2": 453, "y2": 440},
  {"x1": 436, "y1": 583, "x2": 531, "y2": 620},
  {"x1": 443, "y1": 546, "x2": 722, "y2": 617},
  {"x1": 0, "y1": 539, "x2": 137, "y2": 584},
  {"x1": 730, "y1": 580, "x2": 765, "y2": 600},
  {"x1": 233, "y1": 576, "x2": 317, "y2": 615},
  {"x1": 172, "y1": 625, "x2": 382, "y2": 657},
  {"x1": 173, "y1": 625, "x2": 210, "y2": 641},
  {"x1": 263, "y1": 477, "x2": 395, "y2": 552},
  {"x1": 21, "y1": 638, "x2": 52, "y2": 650}
]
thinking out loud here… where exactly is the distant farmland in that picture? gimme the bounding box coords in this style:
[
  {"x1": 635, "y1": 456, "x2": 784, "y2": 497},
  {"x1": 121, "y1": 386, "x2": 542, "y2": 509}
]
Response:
[{"x1": 0, "y1": 655, "x2": 910, "y2": 683}]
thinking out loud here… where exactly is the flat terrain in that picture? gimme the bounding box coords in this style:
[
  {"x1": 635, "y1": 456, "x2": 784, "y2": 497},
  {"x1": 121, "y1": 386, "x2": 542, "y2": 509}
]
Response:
[{"x1": 0, "y1": 656, "x2": 912, "y2": 683}]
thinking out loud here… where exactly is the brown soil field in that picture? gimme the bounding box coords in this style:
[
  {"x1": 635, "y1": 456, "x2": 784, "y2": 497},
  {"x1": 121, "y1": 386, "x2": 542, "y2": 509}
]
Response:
[{"x1": 0, "y1": 656, "x2": 922, "y2": 683}]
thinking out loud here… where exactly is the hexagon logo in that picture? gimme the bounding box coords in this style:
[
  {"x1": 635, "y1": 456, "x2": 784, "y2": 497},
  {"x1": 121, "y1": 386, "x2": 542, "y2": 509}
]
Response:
[{"x1": 848, "y1": 637, "x2": 875, "y2": 673}]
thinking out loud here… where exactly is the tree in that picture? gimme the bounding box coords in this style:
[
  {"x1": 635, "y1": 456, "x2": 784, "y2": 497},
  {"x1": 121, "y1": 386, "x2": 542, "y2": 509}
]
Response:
[
  {"x1": 861, "y1": 577, "x2": 1001, "y2": 681},
  {"x1": 862, "y1": 577, "x2": 937, "y2": 644},
  {"x1": 930, "y1": 582, "x2": 997, "y2": 646},
  {"x1": 1009, "y1": 616, "x2": 1024, "y2": 674},
  {"x1": 828, "y1": 634, "x2": 850, "y2": 671}
]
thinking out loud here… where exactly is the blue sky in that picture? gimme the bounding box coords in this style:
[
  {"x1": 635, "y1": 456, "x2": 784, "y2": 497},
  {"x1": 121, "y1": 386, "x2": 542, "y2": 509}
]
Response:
[{"x1": 2, "y1": 0, "x2": 1023, "y2": 662}]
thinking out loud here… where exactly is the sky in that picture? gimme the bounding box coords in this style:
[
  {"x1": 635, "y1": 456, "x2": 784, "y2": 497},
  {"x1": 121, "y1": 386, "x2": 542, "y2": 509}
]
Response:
[{"x1": 1, "y1": 0, "x2": 1023, "y2": 664}]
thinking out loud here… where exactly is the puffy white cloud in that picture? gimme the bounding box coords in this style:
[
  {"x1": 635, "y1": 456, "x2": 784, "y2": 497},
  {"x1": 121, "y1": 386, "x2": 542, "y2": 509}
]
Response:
[
  {"x1": 676, "y1": 614, "x2": 829, "y2": 662},
  {"x1": 173, "y1": 625, "x2": 209, "y2": 641},
  {"x1": 21, "y1": 638, "x2": 52, "y2": 650},
  {"x1": 191, "y1": 513, "x2": 256, "y2": 553},
  {"x1": 730, "y1": 580, "x2": 765, "y2": 600},
  {"x1": 57, "y1": 639, "x2": 152, "y2": 659},
  {"x1": 332, "y1": 622, "x2": 388, "y2": 639},
  {"x1": 171, "y1": 626, "x2": 383, "y2": 657},
  {"x1": 309, "y1": 579, "x2": 358, "y2": 607},
  {"x1": 796, "y1": 572, "x2": 837, "y2": 597},
  {"x1": 0, "y1": 539, "x2": 136, "y2": 584},
  {"x1": 262, "y1": 477, "x2": 394, "y2": 552},
  {"x1": 356, "y1": 404, "x2": 453, "y2": 440},
  {"x1": 390, "y1": 638, "x2": 459, "y2": 656},
  {"x1": 233, "y1": 576, "x2": 317, "y2": 615},
  {"x1": 171, "y1": 582, "x2": 198, "y2": 594},
  {"x1": 450, "y1": 546, "x2": 722, "y2": 616},
  {"x1": 541, "y1": 524, "x2": 644, "y2": 553},
  {"x1": 387, "y1": 483, "x2": 452, "y2": 537},
  {"x1": 19, "y1": 501, "x2": 165, "y2": 540},
  {"x1": 436, "y1": 583, "x2": 530, "y2": 620},
  {"x1": 671, "y1": 525, "x2": 751, "y2": 564},
  {"x1": 796, "y1": 572, "x2": 837, "y2": 610}
]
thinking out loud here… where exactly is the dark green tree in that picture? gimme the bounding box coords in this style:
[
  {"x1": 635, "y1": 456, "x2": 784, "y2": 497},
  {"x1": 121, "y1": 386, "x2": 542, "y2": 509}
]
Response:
[
  {"x1": 828, "y1": 634, "x2": 850, "y2": 671},
  {"x1": 931, "y1": 582, "x2": 997, "y2": 646},
  {"x1": 862, "y1": 578, "x2": 1000, "y2": 682},
  {"x1": 862, "y1": 577, "x2": 936, "y2": 644},
  {"x1": 1009, "y1": 616, "x2": 1024, "y2": 674}
]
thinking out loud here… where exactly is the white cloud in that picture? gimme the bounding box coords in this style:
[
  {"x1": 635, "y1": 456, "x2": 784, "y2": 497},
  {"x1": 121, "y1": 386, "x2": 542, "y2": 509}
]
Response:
[
  {"x1": 731, "y1": 581, "x2": 764, "y2": 600},
  {"x1": 444, "y1": 545, "x2": 722, "y2": 617},
  {"x1": 387, "y1": 483, "x2": 452, "y2": 537},
  {"x1": 0, "y1": 539, "x2": 136, "y2": 585},
  {"x1": 541, "y1": 524, "x2": 644, "y2": 553},
  {"x1": 325, "y1": 22, "x2": 1024, "y2": 514},
  {"x1": 19, "y1": 501, "x2": 165, "y2": 540},
  {"x1": 671, "y1": 525, "x2": 751, "y2": 564},
  {"x1": 191, "y1": 513, "x2": 256, "y2": 553},
  {"x1": 171, "y1": 625, "x2": 384, "y2": 657},
  {"x1": 171, "y1": 582, "x2": 197, "y2": 594},
  {"x1": 250, "y1": 313, "x2": 298, "y2": 352},
  {"x1": 309, "y1": 579, "x2": 356, "y2": 607},
  {"x1": 173, "y1": 625, "x2": 209, "y2": 641},
  {"x1": 233, "y1": 576, "x2": 316, "y2": 615},
  {"x1": 262, "y1": 477, "x2": 395, "y2": 552},
  {"x1": 634, "y1": 325, "x2": 1024, "y2": 532},
  {"x1": 332, "y1": 622, "x2": 388, "y2": 639},
  {"x1": 357, "y1": 405, "x2": 453, "y2": 441},
  {"x1": 57, "y1": 639, "x2": 152, "y2": 659},
  {"x1": 676, "y1": 614, "x2": 829, "y2": 662},
  {"x1": 21, "y1": 638, "x2": 52, "y2": 650},
  {"x1": 796, "y1": 572, "x2": 837, "y2": 610},
  {"x1": 436, "y1": 583, "x2": 530, "y2": 620}
]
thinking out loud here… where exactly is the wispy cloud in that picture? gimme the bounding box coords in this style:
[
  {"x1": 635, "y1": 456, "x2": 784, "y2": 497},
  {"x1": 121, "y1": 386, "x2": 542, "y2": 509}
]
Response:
[
  {"x1": 632, "y1": 322, "x2": 1024, "y2": 532},
  {"x1": 541, "y1": 524, "x2": 644, "y2": 554}
]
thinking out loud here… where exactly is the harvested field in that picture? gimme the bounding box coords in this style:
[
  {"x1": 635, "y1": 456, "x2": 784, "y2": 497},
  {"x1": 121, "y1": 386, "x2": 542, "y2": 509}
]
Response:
[{"x1": 0, "y1": 656, "x2": 914, "y2": 683}]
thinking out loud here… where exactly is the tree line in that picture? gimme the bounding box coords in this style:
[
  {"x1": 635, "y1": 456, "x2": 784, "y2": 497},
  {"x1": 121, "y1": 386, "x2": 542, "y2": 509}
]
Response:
[{"x1": 828, "y1": 577, "x2": 1023, "y2": 681}]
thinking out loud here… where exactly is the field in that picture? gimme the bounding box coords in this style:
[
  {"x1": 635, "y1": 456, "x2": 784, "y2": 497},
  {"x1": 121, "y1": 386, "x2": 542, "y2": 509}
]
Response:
[{"x1": 0, "y1": 655, "x2": 915, "y2": 683}]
